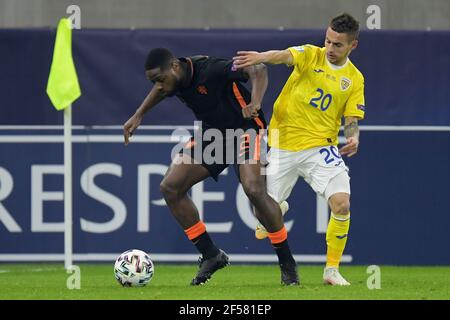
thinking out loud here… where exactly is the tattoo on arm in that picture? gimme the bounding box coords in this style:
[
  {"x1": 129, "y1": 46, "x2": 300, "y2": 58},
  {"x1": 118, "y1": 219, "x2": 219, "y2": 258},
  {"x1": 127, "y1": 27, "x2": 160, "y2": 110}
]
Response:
[{"x1": 344, "y1": 121, "x2": 359, "y2": 139}]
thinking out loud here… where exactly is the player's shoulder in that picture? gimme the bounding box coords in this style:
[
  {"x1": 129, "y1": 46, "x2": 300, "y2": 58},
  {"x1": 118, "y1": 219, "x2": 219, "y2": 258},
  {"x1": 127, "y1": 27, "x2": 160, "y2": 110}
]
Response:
[
  {"x1": 288, "y1": 45, "x2": 322, "y2": 68},
  {"x1": 189, "y1": 55, "x2": 231, "y2": 68},
  {"x1": 347, "y1": 60, "x2": 365, "y2": 83},
  {"x1": 187, "y1": 55, "x2": 209, "y2": 65},
  {"x1": 290, "y1": 44, "x2": 321, "y2": 54},
  {"x1": 186, "y1": 56, "x2": 226, "y2": 75}
]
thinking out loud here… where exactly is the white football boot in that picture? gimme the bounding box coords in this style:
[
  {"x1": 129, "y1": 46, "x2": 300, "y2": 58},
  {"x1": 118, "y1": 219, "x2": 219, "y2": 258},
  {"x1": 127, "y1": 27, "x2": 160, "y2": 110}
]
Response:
[
  {"x1": 323, "y1": 267, "x2": 351, "y2": 286},
  {"x1": 255, "y1": 201, "x2": 289, "y2": 240}
]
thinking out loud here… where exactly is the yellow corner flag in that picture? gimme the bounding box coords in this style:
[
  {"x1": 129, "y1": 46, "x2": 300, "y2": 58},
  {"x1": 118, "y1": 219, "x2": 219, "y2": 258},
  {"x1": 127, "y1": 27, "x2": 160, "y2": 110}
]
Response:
[{"x1": 46, "y1": 18, "x2": 81, "y2": 110}]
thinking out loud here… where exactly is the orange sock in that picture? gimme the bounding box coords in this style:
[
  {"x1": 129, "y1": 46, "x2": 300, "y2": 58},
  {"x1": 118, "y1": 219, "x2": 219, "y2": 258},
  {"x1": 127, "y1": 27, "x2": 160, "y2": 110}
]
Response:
[
  {"x1": 267, "y1": 226, "x2": 288, "y2": 245},
  {"x1": 184, "y1": 221, "x2": 206, "y2": 240}
]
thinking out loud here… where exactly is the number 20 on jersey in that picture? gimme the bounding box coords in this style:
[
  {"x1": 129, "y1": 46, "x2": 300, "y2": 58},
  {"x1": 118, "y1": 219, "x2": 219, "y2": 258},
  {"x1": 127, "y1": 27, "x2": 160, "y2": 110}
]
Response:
[{"x1": 309, "y1": 88, "x2": 332, "y2": 111}]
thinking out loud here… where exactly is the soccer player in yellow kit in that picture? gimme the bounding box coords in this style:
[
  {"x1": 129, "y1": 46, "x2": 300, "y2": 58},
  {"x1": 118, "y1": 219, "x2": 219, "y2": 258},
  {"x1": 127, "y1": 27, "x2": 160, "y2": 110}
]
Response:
[{"x1": 233, "y1": 13, "x2": 364, "y2": 285}]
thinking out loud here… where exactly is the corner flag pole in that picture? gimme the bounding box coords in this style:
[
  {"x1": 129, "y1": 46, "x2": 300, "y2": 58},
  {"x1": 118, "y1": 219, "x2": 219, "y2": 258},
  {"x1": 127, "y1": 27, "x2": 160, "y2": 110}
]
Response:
[
  {"x1": 64, "y1": 106, "x2": 73, "y2": 269},
  {"x1": 46, "y1": 18, "x2": 81, "y2": 269}
]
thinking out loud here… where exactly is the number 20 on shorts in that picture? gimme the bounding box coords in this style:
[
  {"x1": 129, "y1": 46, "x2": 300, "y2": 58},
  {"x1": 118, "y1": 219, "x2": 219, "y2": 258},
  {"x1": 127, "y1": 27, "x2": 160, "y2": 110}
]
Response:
[{"x1": 319, "y1": 146, "x2": 342, "y2": 165}]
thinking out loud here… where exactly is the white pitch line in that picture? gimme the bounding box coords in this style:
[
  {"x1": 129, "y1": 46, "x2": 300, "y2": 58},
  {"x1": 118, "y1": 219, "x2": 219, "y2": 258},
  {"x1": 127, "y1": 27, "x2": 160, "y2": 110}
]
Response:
[
  {"x1": 1, "y1": 125, "x2": 450, "y2": 131},
  {"x1": 357, "y1": 125, "x2": 450, "y2": 131},
  {"x1": 0, "y1": 125, "x2": 195, "y2": 130},
  {"x1": 0, "y1": 253, "x2": 352, "y2": 263},
  {"x1": 0, "y1": 135, "x2": 190, "y2": 143}
]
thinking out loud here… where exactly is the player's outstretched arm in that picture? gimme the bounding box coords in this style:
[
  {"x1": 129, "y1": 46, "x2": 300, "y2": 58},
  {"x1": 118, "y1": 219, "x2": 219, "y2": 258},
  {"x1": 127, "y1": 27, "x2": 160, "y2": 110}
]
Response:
[
  {"x1": 339, "y1": 116, "x2": 360, "y2": 157},
  {"x1": 241, "y1": 64, "x2": 268, "y2": 119},
  {"x1": 232, "y1": 50, "x2": 293, "y2": 69},
  {"x1": 123, "y1": 85, "x2": 166, "y2": 145}
]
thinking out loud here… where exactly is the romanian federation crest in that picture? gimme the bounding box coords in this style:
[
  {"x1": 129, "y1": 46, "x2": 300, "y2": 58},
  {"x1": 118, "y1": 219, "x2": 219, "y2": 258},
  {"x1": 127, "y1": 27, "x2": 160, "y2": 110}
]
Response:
[{"x1": 340, "y1": 77, "x2": 351, "y2": 91}]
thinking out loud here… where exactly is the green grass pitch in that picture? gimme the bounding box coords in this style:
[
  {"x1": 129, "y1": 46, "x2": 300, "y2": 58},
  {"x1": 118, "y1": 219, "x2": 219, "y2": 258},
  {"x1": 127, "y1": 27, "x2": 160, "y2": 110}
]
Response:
[{"x1": 0, "y1": 264, "x2": 449, "y2": 300}]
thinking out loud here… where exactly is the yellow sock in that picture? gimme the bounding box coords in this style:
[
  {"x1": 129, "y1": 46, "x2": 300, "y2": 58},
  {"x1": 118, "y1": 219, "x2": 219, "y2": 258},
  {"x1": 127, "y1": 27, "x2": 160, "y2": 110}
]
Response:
[{"x1": 326, "y1": 212, "x2": 350, "y2": 268}]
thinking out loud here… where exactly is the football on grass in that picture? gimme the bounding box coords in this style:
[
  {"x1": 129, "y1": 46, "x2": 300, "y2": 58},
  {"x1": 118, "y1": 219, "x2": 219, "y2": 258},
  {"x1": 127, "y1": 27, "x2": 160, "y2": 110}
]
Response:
[{"x1": 114, "y1": 249, "x2": 154, "y2": 287}]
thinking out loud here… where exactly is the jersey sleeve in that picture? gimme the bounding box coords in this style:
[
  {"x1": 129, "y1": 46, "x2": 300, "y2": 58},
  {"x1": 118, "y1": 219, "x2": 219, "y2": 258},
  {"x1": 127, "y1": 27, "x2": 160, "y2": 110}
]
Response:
[
  {"x1": 287, "y1": 44, "x2": 316, "y2": 73},
  {"x1": 209, "y1": 58, "x2": 249, "y2": 83},
  {"x1": 343, "y1": 76, "x2": 365, "y2": 120}
]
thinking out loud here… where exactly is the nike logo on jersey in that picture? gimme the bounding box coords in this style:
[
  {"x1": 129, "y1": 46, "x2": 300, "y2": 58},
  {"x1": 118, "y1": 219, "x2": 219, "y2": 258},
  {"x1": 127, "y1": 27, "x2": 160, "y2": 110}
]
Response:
[
  {"x1": 313, "y1": 69, "x2": 324, "y2": 73},
  {"x1": 336, "y1": 234, "x2": 348, "y2": 239}
]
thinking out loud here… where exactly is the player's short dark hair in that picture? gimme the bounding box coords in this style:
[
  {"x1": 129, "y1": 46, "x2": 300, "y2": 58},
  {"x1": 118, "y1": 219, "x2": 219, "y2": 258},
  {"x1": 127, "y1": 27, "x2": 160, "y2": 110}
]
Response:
[
  {"x1": 145, "y1": 48, "x2": 175, "y2": 71},
  {"x1": 329, "y1": 13, "x2": 360, "y2": 41}
]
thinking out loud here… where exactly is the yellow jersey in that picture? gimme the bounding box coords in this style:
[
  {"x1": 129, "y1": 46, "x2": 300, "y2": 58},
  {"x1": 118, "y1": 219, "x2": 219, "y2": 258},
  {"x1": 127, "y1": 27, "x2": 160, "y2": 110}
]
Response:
[{"x1": 268, "y1": 44, "x2": 365, "y2": 151}]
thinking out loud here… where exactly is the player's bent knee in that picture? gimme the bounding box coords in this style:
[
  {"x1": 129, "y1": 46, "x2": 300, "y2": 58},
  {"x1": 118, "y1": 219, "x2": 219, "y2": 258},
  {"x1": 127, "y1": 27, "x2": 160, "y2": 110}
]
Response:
[
  {"x1": 330, "y1": 197, "x2": 350, "y2": 215},
  {"x1": 242, "y1": 181, "x2": 265, "y2": 202},
  {"x1": 335, "y1": 202, "x2": 350, "y2": 215},
  {"x1": 159, "y1": 180, "x2": 174, "y2": 197},
  {"x1": 160, "y1": 179, "x2": 184, "y2": 201}
]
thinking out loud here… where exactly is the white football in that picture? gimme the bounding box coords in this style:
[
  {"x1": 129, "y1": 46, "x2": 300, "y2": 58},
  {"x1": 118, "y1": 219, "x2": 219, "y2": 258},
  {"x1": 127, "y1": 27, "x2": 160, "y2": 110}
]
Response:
[{"x1": 114, "y1": 249, "x2": 154, "y2": 287}]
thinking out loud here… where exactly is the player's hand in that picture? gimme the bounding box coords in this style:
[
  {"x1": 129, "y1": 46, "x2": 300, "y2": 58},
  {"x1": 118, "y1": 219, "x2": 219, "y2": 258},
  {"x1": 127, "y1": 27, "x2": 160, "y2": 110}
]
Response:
[
  {"x1": 339, "y1": 137, "x2": 359, "y2": 157},
  {"x1": 123, "y1": 113, "x2": 142, "y2": 146},
  {"x1": 242, "y1": 103, "x2": 261, "y2": 119},
  {"x1": 232, "y1": 51, "x2": 263, "y2": 69}
]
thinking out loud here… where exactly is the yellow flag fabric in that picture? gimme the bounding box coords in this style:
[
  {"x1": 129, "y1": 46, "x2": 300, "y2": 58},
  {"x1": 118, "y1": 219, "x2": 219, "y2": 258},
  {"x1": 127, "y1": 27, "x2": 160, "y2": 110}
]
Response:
[{"x1": 46, "y1": 18, "x2": 81, "y2": 111}]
